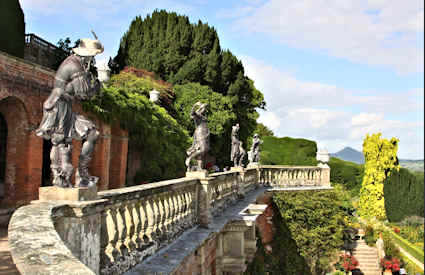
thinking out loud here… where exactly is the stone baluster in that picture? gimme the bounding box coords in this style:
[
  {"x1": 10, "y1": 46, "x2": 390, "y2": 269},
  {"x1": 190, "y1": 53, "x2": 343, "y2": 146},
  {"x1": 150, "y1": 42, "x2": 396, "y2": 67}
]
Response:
[
  {"x1": 145, "y1": 197, "x2": 155, "y2": 243},
  {"x1": 131, "y1": 202, "x2": 143, "y2": 249},
  {"x1": 103, "y1": 207, "x2": 119, "y2": 265},
  {"x1": 116, "y1": 204, "x2": 128, "y2": 258},
  {"x1": 140, "y1": 200, "x2": 150, "y2": 245},
  {"x1": 151, "y1": 197, "x2": 161, "y2": 243},
  {"x1": 162, "y1": 192, "x2": 171, "y2": 237},
  {"x1": 155, "y1": 196, "x2": 165, "y2": 243},
  {"x1": 124, "y1": 202, "x2": 136, "y2": 251}
]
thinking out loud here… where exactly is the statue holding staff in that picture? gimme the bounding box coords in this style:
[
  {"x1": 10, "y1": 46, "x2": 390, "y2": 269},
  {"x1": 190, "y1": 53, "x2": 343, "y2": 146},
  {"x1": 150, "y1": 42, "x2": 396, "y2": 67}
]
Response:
[{"x1": 36, "y1": 32, "x2": 104, "y2": 188}]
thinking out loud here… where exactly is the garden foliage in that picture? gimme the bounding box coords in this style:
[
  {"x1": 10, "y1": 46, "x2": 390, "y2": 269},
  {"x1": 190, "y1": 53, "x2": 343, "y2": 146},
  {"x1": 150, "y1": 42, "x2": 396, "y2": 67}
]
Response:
[
  {"x1": 114, "y1": 10, "x2": 265, "y2": 157},
  {"x1": 0, "y1": 0, "x2": 25, "y2": 58},
  {"x1": 329, "y1": 157, "x2": 364, "y2": 196},
  {"x1": 260, "y1": 136, "x2": 317, "y2": 166},
  {"x1": 384, "y1": 168, "x2": 424, "y2": 222},
  {"x1": 83, "y1": 73, "x2": 190, "y2": 183},
  {"x1": 272, "y1": 190, "x2": 348, "y2": 274},
  {"x1": 358, "y1": 133, "x2": 399, "y2": 219}
]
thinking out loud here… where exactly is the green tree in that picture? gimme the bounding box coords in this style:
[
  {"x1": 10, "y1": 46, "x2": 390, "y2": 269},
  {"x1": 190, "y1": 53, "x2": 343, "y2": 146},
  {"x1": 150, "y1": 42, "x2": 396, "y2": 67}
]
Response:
[
  {"x1": 255, "y1": 123, "x2": 274, "y2": 137},
  {"x1": 358, "y1": 133, "x2": 399, "y2": 219},
  {"x1": 114, "y1": 10, "x2": 265, "y2": 152},
  {"x1": 0, "y1": 0, "x2": 25, "y2": 58},
  {"x1": 273, "y1": 189, "x2": 348, "y2": 274}
]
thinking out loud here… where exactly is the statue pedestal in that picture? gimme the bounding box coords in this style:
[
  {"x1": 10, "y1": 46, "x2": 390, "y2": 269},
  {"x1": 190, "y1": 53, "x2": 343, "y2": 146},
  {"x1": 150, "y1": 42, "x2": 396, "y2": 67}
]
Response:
[
  {"x1": 230, "y1": 166, "x2": 245, "y2": 172},
  {"x1": 247, "y1": 162, "x2": 260, "y2": 168},
  {"x1": 39, "y1": 185, "x2": 98, "y2": 201},
  {"x1": 186, "y1": 170, "x2": 209, "y2": 179}
]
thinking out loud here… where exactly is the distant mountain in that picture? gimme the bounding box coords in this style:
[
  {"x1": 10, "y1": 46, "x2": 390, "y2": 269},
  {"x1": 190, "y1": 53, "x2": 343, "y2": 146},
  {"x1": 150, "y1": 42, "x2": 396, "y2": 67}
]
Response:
[
  {"x1": 399, "y1": 159, "x2": 424, "y2": 172},
  {"x1": 331, "y1": 147, "x2": 364, "y2": 164}
]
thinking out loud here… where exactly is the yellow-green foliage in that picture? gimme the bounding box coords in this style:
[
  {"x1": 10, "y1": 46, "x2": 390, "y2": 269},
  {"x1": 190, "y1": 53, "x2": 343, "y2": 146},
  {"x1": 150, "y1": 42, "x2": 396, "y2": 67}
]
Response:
[{"x1": 358, "y1": 133, "x2": 400, "y2": 219}]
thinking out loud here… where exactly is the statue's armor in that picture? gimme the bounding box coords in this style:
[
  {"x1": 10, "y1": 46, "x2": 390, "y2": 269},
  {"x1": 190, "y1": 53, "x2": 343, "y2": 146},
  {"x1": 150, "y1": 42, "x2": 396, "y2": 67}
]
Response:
[{"x1": 249, "y1": 136, "x2": 262, "y2": 163}]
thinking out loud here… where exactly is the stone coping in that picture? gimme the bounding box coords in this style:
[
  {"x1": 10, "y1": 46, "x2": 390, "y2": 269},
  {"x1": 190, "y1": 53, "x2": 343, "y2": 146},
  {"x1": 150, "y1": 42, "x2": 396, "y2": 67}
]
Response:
[
  {"x1": 259, "y1": 165, "x2": 322, "y2": 169},
  {"x1": 98, "y1": 177, "x2": 199, "y2": 203},
  {"x1": 8, "y1": 202, "x2": 95, "y2": 275},
  {"x1": 124, "y1": 187, "x2": 267, "y2": 275},
  {"x1": 267, "y1": 186, "x2": 333, "y2": 192}
]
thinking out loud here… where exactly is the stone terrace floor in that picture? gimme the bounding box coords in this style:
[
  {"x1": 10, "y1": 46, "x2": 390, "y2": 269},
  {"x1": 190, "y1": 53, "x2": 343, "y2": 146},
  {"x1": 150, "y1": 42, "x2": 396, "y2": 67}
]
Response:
[{"x1": 0, "y1": 227, "x2": 19, "y2": 275}]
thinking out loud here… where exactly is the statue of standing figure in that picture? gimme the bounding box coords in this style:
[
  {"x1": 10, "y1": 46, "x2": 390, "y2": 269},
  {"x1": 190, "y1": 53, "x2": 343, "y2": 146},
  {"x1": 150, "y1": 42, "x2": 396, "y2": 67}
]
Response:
[
  {"x1": 230, "y1": 123, "x2": 246, "y2": 167},
  {"x1": 185, "y1": 102, "x2": 210, "y2": 171},
  {"x1": 36, "y1": 34, "x2": 104, "y2": 188},
  {"x1": 248, "y1": 134, "x2": 262, "y2": 164}
]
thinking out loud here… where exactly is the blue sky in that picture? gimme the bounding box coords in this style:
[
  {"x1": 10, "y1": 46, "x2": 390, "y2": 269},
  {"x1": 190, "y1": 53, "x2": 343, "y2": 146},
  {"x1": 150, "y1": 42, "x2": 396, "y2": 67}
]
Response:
[{"x1": 20, "y1": 0, "x2": 424, "y2": 159}]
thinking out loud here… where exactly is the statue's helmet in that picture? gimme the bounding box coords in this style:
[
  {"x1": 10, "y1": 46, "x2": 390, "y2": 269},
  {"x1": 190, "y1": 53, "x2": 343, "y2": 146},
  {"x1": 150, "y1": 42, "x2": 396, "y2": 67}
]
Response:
[
  {"x1": 253, "y1": 134, "x2": 259, "y2": 138},
  {"x1": 73, "y1": 38, "x2": 104, "y2": 56}
]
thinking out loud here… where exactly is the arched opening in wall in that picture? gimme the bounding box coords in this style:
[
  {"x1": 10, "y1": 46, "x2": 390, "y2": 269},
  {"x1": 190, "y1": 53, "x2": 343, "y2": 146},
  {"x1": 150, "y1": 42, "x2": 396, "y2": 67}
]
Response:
[
  {"x1": 0, "y1": 112, "x2": 7, "y2": 198},
  {"x1": 41, "y1": 139, "x2": 52, "y2": 186}
]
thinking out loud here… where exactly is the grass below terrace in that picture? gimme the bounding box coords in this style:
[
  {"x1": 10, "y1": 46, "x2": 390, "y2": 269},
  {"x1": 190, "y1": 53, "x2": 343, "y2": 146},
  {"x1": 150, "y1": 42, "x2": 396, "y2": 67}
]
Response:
[{"x1": 388, "y1": 230, "x2": 424, "y2": 265}]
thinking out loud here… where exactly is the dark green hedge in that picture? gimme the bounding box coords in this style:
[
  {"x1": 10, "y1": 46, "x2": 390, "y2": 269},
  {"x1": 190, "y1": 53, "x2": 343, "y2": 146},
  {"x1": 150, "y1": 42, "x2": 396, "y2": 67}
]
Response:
[
  {"x1": 0, "y1": 0, "x2": 25, "y2": 58},
  {"x1": 260, "y1": 136, "x2": 317, "y2": 166},
  {"x1": 384, "y1": 168, "x2": 424, "y2": 222},
  {"x1": 329, "y1": 157, "x2": 364, "y2": 196}
]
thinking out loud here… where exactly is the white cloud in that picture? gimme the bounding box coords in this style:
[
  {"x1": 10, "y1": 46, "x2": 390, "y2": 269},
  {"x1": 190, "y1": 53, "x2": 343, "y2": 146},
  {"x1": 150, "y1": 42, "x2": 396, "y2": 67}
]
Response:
[
  {"x1": 245, "y1": 56, "x2": 424, "y2": 159},
  {"x1": 241, "y1": 55, "x2": 423, "y2": 114},
  {"x1": 232, "y1": 0, "x2": 424, "y2": 74}
]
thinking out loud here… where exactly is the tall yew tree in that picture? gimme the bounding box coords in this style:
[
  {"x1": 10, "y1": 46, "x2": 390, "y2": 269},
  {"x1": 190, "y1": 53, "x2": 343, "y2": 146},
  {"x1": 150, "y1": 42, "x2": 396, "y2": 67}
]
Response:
[{"x1": 115, "y1": 10, "x2": 265, "y2": 165}]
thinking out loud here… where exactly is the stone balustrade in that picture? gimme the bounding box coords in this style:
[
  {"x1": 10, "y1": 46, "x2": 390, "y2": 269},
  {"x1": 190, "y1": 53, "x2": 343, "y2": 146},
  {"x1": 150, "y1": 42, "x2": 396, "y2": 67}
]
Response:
[
  {"x1": 8, "y1": 165, "x2": 331, "y2": 275},
  {"x1": 259, "y1": 165, "x2": 330, "y2": 188},
  {"x1": 97, "y1": 178, "x2": 199, "y2": 274}
]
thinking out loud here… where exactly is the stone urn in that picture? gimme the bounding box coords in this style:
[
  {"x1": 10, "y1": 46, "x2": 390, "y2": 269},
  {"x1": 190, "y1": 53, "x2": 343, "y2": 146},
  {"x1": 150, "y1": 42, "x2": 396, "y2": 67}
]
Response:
[
  {"x1": 316, "y1": 148, "x2": 330, "y2": 168},
  {"x1": 149, "y1": 89, "x2": 160, "y2": 103},
  {"x1": 97, "y1": 63, "x2": 110, "y2": 83}
]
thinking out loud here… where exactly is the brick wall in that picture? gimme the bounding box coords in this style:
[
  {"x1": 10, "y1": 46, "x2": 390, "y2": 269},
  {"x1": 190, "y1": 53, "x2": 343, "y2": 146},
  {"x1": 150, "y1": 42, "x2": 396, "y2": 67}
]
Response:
[{"x1": 0, "y1": 51, "x2": 129, "y2": 209}]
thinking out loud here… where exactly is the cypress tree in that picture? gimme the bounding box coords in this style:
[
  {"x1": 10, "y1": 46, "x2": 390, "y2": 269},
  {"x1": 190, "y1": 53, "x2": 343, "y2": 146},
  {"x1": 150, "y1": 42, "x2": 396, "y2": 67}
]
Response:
[{"x1": 0, "y1": 0, "x2": 25, "y2": 58}]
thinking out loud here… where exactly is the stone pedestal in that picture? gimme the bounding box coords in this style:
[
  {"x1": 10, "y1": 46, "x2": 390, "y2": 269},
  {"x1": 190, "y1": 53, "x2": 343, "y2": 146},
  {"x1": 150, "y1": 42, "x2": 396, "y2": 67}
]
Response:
[
  {"x1": 230, "y1": 166, "x2": 245, "y2": 172},
  {"x1": 185, "y1": 170, "x2": 209, "y2": 179},
  {"x1": 39, "y1": 185, "x2": 98, "y2": 201},
  {"x1": 247, "y1": 163, "x2": 259, "y2": 168}
]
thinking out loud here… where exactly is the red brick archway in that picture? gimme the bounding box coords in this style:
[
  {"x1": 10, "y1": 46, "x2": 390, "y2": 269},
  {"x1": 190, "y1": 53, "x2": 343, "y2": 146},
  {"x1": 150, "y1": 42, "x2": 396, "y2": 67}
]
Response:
[{"x1": 0, "y1": 96, "x2": 39, "y2": 207}]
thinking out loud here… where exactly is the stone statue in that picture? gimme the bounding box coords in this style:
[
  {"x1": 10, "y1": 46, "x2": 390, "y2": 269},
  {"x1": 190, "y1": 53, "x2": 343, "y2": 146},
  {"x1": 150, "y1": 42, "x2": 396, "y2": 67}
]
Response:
[
  {"x1": 36, "y1": 35, "x2": 104, "y2": 188},
  {"x1": 185, "y1": 102, "x2": 210, "y2": 171},
  {"x1": 230, "y1": 123, "x2": 245, "y2": 167},
  {"x1": 248, "y1": 134, "x2": 263, "y2": 164}
]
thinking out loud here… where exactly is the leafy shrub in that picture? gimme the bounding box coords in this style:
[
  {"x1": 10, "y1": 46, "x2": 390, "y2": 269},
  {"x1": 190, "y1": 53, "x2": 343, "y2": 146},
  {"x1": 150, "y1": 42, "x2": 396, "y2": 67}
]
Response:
[
  {"x1": 273, "y1": 190, "x2": 348, "y2": 274},
  {"x1": 83, "y1": 74, "x2": 190, "y2": 183},
  {"x1": 260, "y1": 136, "x2": 317, "y2": 166},
  {"x1": 329, "y1": 157, "x2": 364, "y2": 196},
  {"x1": 364, "y1": 225, "x2": 377, "y2": 246},
  {"x1": 384, "y1": 168, "x2": 424, "y2": 222}
]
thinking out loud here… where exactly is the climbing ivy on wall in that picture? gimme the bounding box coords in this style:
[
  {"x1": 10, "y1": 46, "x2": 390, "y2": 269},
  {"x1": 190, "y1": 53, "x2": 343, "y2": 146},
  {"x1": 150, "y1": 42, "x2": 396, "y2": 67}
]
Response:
[
  {"x1": 83, "y1": 72, "x2": 190, "y2": 183},
  {"x1": 357, "y1": 133, "x2": 399, "y2": 219}
]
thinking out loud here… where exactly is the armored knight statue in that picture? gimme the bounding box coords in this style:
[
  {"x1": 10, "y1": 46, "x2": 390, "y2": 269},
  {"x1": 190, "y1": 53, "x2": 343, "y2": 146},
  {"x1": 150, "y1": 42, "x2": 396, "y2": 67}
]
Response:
[
  {"x1": 248, "y1": 134, "x2": 263, "y2": 164},
  {"x1": 36, "y1": 34, "x2": 104, "y2": 188},
  {"x1": 230, "y1": 123, "x2": 245, "y2": 167},
  {"x1": 185, "y1": 102, "x2": 210, "y2": 171}
]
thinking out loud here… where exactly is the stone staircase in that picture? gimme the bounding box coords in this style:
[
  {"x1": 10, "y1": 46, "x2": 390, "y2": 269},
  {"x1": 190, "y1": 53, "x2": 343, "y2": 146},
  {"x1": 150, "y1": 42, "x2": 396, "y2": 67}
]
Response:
[{"x1": 351, "y1": 239, "x2": 381, "y2": 275}]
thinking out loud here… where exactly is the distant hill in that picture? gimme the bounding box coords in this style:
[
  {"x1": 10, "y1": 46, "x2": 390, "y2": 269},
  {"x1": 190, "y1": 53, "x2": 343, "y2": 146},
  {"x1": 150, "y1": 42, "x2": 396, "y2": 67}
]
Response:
[
  {"x1": 399, "y1": 159, "x2": 424, "y2": 172},
  {"x1": 331, "y1": 147, "x2": 365, "y2": 164}
]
